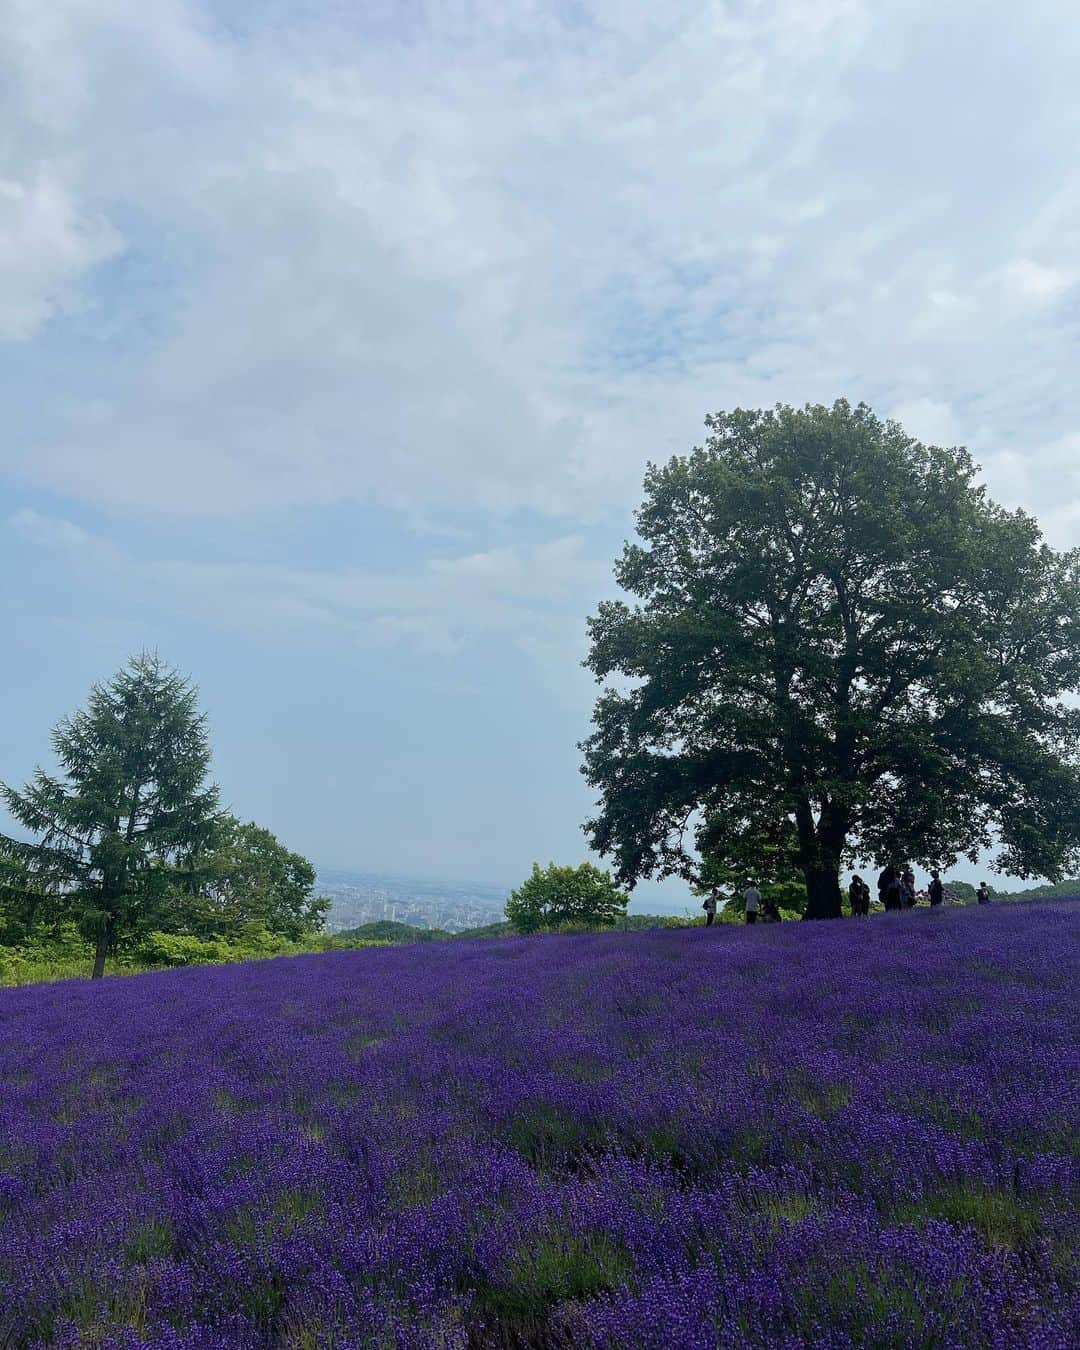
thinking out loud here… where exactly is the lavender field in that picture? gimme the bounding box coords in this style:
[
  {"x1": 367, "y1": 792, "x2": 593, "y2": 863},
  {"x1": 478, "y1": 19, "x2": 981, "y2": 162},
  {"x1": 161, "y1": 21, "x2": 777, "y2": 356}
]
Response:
[{"x1": 1, "y1": 903, "x2": 1077, "y2": 1349}]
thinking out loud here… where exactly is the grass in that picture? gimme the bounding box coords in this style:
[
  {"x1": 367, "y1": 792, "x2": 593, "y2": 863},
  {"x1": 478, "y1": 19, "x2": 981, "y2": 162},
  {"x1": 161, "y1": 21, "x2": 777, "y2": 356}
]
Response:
[
  {"x1": 473, "y1": 1231, "x2": 633, "y2": 1345},
  {"x1": 802, "y1": 1266, "x2": 965, "y2": 1349},
  {"x1": 0, "y1": 930, "x2": 391, "y2": 987},
  {"x1": 504, "y1": 1104, "x2": 603, "y2": 1170},
  {"x1": 893, "y1": 1184, "x2": 1044, "y2": 1251}
]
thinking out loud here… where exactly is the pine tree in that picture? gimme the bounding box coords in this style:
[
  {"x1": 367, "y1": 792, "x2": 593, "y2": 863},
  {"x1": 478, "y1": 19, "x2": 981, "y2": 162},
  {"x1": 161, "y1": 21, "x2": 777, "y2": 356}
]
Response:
[{"x1": 0, "y1": 654, "x2": 220, "y2": 976}]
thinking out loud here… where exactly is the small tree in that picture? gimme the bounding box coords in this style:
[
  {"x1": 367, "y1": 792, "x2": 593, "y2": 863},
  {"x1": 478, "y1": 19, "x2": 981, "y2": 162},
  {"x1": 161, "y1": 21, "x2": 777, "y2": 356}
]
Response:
[
  {"x1": 176, "y1": 816, "x2": 329, "y2": 941},
  {"x1": 506, "y1": 862, "x2": 628, "y2": 933},
  {"x1": 0, "y1": 654, "x2": 220, "y2": 976}
]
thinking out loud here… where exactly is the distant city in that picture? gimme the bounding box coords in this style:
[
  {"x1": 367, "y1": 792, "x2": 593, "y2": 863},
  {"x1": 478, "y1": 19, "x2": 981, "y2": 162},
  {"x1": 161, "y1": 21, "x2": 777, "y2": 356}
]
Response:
[
  {"x1": 316, "y1": 866, "x2": 510, "y2": 933},
  {"x1": 316, "y1": 866, "x2": 698, "y2": 931}
]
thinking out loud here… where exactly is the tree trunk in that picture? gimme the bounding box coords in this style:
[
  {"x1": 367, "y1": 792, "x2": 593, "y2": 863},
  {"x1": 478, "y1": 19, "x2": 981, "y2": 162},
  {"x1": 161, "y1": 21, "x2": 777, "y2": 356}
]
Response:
[
  {"x1": 803, "y1": 866, "x2": 843, "y2": 920},
  {"x1": 92, "y1": 931, "x2": 109, "y2": 979}
]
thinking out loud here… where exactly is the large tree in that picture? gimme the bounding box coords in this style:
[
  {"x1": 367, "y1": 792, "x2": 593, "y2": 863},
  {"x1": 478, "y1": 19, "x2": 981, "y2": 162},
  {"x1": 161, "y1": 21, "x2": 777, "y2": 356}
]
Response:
[
  {"x1": 0, "y1": 654, "x2": 220, "y2": 975},
  {"x1": 581, "y1": 401, "x2": 1080, "y2": 918}
]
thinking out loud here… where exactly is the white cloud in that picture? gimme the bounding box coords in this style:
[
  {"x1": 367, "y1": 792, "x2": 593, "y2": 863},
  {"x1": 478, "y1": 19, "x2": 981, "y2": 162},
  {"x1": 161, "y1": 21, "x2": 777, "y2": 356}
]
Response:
[
  {"x1": 0, "y1": 0, "x2": 1078, "y2": 542},
  {"x1": 999, "y1": 259, "x2": 1076, "y2": 302},
  {"x1": 886, "y1": 398, "x2": 961, "y2": 449},
  {"x1": 0, "y1": 168, "x2": 123, "y2": 338},
  {"x1": 9, "y1": 506, "x2": 92, "y2": 548},
  {"x1": 8, "y1": 509, "x2": 611, "y2": 664}
]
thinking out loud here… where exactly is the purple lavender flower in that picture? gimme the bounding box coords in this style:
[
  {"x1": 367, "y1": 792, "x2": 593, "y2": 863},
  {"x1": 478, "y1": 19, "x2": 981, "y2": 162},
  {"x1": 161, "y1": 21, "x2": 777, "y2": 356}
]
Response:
[{"x1": 1, "y1": 901, "x2": 1076, "y2": 1346}]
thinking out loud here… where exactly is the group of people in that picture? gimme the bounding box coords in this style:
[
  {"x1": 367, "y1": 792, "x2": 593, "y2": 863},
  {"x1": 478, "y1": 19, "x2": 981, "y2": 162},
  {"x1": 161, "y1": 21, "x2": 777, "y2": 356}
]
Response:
[
  {"x1": 702, "y1": 870, "x2": 993, "y2": 926},
  {"x1": 701, "y1": 883, "x2": 781, "y2": 926},
  {"x1": 849, "y1": 865, "x2": 992, "y2": 914}
]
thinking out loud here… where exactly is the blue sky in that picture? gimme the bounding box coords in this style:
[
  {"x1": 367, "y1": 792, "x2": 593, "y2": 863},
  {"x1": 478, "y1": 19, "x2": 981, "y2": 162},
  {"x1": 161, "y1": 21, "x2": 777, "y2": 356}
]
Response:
[{"x1": 2, "y1": 0, "x2": 1079, "y2": 895}]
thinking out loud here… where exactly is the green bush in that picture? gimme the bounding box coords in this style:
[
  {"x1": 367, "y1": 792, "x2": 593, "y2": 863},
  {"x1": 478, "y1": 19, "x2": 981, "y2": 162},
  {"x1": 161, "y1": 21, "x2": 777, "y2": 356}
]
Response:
[
  {"x1": 135, "y1": 932, "x2": 233, "y2": 967},
  {"x1": 507, "y1": 862, "x2": 629, "y2": 933}
]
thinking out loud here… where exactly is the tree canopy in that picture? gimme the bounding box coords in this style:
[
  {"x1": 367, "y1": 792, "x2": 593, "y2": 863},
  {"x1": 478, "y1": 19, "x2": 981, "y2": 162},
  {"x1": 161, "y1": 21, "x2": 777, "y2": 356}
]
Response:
[
  {"x1": 1, "y1": 654, "x2": 221, "y2": 974},
  {"x1": 581, "y1": 400, "x2": 1080, "y2": 918},
  {"x1": 177, "y1": 816, "x2": 328, "y2": 941},
  {"x1": 506, "y1": 862, "x2": 629, "y2": 933}
]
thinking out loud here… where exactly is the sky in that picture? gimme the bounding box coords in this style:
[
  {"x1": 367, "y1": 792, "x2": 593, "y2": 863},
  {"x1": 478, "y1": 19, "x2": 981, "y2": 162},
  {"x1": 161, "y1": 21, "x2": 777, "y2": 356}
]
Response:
[{"x1": 2, "y1": 0, "x2": 1079, "y2": 897}]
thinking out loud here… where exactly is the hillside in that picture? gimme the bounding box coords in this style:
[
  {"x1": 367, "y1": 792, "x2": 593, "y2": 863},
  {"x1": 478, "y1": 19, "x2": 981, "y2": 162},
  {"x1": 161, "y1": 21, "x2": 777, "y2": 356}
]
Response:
[
  {"x1": 1002, "y1": 876, "x2": 1080, "y2": 900},
  {"x1": 1, "y1": 902, "x2": 1076, "y2": 1346},
  {"x1": 334, "y1": 919, "x2": 451, "y2": 943}
]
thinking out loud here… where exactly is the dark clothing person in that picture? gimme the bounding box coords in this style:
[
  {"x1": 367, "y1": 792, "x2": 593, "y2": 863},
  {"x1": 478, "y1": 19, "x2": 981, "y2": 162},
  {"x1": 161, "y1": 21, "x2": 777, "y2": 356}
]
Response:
[
  {"x1": 702, "y1": 895, "x2": 717, "y2": 927},
  {"x1": 761, "y1": 898, "x2": 781, "y2": 923},
  {"x1": 976, "y1": 883, "x2": 992, "y2": 905},
  {"x1": 878, "y1": 865, "x2": 898, "y2": 911},
  {"x1": 848, "y1": 877, "x2": 870, "y2": 916},
  {"x1": 928, "y1": 875, "x2": 944, "y2": 907}
]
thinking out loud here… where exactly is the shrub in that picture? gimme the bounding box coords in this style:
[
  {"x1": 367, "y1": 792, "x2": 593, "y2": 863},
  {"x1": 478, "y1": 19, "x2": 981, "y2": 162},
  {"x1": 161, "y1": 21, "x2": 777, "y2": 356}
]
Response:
[{"x1": 506, "y1": 862, "x2": 628, "y2": 934}]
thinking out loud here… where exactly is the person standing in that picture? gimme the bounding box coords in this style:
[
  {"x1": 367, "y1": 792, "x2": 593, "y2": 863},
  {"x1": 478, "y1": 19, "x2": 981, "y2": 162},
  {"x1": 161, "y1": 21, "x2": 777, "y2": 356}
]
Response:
[
  {"x1": 976, "y1": 882, "x2": 992, "y2": 905},
  {"x1": 928, "y1": 871, "x2": 944, "y2": 907},
  {"x1": 702, "y1": 894, "x2": 718, "y2": 927},
  {"x1": 878, "y1": 864, "x2": 898, "y2": 911},
  {"x1": 744, "y1": 882, "x2": 761, "y2": 924},
  {"x1": 900, "y1": 868, "x2": 916, "y2": 909},
  {"x1": 848, "y1": 875, "x2": 868, "y2": 916}
]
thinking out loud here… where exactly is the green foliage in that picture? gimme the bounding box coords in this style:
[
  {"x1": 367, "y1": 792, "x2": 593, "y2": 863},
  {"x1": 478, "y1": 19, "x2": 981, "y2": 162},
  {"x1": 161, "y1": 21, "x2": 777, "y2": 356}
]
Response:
[
  {"x1": 174, "y1": 816, "x2": 328, "y2": 941},
  {"x1": 0, "y1": 848, "x2": 52, "y2": 944},
  {"x1": 453, "y1": 919, "x2": 514, "y2": 938},
  {"x1": 0, "y1": 926, "x2": 90, "y2": 986},
  {"x1": 582, "y1": 400, "x2": 1080, "y2": 918},
  {"x1": 506, "y1": 862, "x2": 629, "y2": 934},
  {"x1": 695, "y1": 826, "x2": 807, "y2": 916},
  {"x1": 134, "y1": 931, "x2": 234, "y2": 967},
  {"x1": 478, "y1": 1230, "x2": 632, "y2": 1340},
  {"x1": 0, "y1": 656, "x2": 326, "y2": 977},
  {"x1": 894, "y1": 1185, "x2": 1043, "y2": 1251},
  {"x1": 0, "y1": 654, "x2": 220, "y2": 976},
  {"x1": 0, "y1": 923, "x2": 396, "y2": 987},
  {"x1": 998, "y1": 876, "x2": 1080, "y2": 900},
  {"x1": 614, "y1": 913, "x2": 688, "y2": 930},
  {"x1": 333, "y1": 920, "x2": 449, "y2": 943}
]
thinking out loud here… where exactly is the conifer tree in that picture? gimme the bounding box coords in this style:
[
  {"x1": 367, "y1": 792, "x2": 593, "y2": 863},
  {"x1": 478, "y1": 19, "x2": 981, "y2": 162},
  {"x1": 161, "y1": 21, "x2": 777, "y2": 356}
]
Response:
[{"x1": 0, "y1": 654, "x2": 220, "y2": 976}]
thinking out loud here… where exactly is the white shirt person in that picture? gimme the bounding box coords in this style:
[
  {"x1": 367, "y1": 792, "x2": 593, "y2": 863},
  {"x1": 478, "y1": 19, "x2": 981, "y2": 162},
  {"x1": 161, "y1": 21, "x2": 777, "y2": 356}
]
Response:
[{"x1": 744, "y1": 884, "x2": 762, "y2": 923}]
